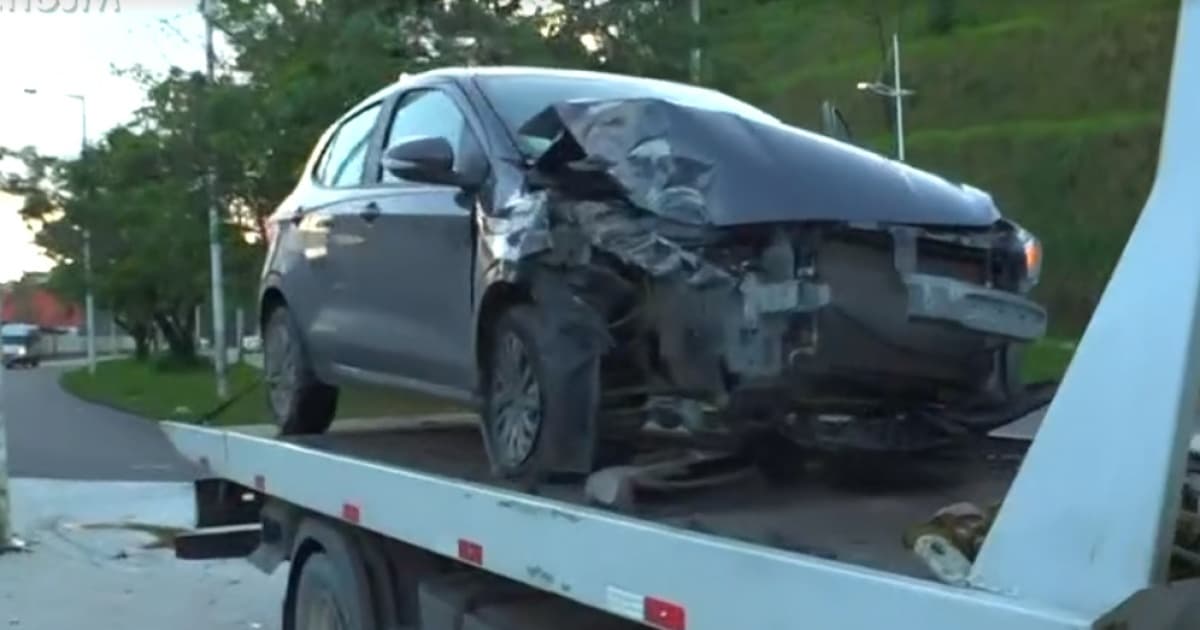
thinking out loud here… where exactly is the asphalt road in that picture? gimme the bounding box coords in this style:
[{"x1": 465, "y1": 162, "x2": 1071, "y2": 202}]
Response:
[{"x1": 2, "y1": 362, "x2": 198, "y2": 481}]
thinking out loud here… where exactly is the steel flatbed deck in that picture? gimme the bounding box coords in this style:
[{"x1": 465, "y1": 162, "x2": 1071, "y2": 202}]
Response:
[
  {"x1": 165, "y1": 414, "x2": 1109, "y2": 630},
  {"x1": 192, "y1": 415, "x2": 1026, "y2": 578}
]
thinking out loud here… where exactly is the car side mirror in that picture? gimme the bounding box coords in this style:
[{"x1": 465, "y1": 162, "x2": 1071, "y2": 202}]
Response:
[
  {"x1": 382, "y1": 136, "x2": 460, "y2": 186},
  {"x1": 820, "y1": 100, "x2": 854, "y2": 142}
]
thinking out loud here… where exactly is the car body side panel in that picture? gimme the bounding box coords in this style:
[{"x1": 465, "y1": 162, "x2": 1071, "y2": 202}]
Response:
[
  {"x1": 350, "y1": 187, "x2": 476, "y2": 387},
  {"x1": 265, "y1": 96, "x2": 393, "y2": 383},
  {"x1": 333, "y1": 80, "x2": 493, "y2": 394},
  {"x1": 267, "y1": 189, "x2": 366, "y2": 381}
]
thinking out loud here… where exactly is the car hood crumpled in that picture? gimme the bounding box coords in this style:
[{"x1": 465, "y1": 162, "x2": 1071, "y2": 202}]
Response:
[
  {"x1": 517, "y1": 97, "x2": 1001, "y2": 228},
  {"x1": 478, "y1": 97, "x2": 1006, "y2": 268}
]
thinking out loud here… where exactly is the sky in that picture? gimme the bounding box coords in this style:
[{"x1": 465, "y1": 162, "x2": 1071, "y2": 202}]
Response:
[{"x1": 0, "y1": 0, "x2": 207, "y2": 282}]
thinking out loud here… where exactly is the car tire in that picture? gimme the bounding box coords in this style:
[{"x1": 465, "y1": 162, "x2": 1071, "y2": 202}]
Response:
[
  {"x1": 264, "y1": 304, "x2": 338, "y2": 435},
  {"x1": 480, "y1": 304, "x2": 605, "y2": 479}
]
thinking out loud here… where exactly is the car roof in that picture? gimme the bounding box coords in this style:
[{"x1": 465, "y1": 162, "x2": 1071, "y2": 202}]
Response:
[
  {"x1": 1, "y1": 323, "x2": 39, "y2": 336},
  {"x1": 396, "y1": 65, "x2": 734, "y2": 98},
  {"x1": 418, "y1": 65, "x2": 677, "y2": 83}
]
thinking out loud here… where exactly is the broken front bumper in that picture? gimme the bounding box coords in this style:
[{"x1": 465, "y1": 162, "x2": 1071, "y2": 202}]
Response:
[{"x1": 902, "y1": 272, "x2": 1047, "y2": 341}]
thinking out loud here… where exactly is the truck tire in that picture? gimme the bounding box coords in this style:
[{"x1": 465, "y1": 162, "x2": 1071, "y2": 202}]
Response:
[
  {"x1": 291, "y1": 552, "x2": 370, "y2": 630},
  {"x1": 264, "y1": 305, "x2": 338, "y2": 435}
]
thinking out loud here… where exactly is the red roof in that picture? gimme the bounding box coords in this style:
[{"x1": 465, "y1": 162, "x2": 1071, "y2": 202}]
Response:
[{"x1": 1, "y1": 286, "x2": 82, "y2": 329}]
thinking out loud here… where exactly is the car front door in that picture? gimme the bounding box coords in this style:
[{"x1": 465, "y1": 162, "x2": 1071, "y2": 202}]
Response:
[{"x1": 334, "y1": 86, "x2": 483, "y2": 396}]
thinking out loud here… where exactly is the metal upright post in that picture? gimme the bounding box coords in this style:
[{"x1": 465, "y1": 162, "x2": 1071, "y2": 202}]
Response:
[
  {"x1": 202, "y1": 0, "x2": 229, "y2": 399},
  {"x1": 0, "y1": 286, "x2": 10, "y2": 545},
  {"x1": 234, "y1": 307, "x2": 244, "y2": 365},
  {"x1": 83, "y1": 229, "x2": 96, "y2": 374},
  {"x1": 689, "y1": 0, "x2": 702, "y2": 84}
]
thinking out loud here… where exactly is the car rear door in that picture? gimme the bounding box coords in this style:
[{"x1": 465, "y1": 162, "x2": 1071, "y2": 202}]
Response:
[
  {"x1": 333, "y1": 86, "x2": 483, "y2": 395},
  {"x1": 296, "y1": 100, "x2": 386, "y2": 370}
]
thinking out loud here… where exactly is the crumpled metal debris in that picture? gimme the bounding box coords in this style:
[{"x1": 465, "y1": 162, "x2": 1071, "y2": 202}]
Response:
[
  {"x1": 906, "y1": 485, "x2": 1200, "y2": 585},
  {"x1": 902, "y1": 501, "x2": 999, "y2": 586},
  {"x1": 480, "y1": 189, "x2": 554, "y2": 264},
  {"x1": 518, "y1": 96, "x2": 1001, "y2": 229},
  {"x1": 482, "y1": 95, "x2": 1004, "y2": 276}
]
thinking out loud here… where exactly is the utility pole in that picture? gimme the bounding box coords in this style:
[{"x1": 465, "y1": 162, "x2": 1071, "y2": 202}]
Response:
[
  {"x1": 77, "y1": 95, "x2": 95, "y2": 375},
  {"x1": 202, "y1": 0, "x2": 228, "y2": 399},
  {"x1": 689, "y1": 0, "x2": 702, "y2": 84}
]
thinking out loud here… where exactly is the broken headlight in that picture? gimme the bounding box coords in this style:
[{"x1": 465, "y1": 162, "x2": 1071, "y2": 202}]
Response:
[{"x1": 1014, "y1": 224, "x2": 1042, "y2": 293}]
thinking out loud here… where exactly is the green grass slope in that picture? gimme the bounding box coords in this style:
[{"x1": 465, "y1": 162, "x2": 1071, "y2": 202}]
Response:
[{"x1": 707, "y1": 0, "x2": 1178, "y2": 336}]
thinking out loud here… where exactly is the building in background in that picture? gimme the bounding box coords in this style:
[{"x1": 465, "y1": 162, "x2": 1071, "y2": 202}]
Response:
[{"x1": 1, "y1": 273, "x2": 82, "y2": 332}]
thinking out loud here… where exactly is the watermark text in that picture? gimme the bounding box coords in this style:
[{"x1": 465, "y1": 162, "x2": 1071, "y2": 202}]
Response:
[{"x1": 2, "y1": 0, "x2": 121, "y2": 13}]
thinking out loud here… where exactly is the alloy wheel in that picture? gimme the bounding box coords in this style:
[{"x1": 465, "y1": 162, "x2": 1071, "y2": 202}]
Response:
[{"x1": 488, "y1": 331, "x2": 542, "y2": 468}]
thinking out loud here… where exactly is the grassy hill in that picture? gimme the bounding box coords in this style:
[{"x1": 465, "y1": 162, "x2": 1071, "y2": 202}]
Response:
[{"x1": 706, "y1": 0, "x2": 1178, "y2": 336}]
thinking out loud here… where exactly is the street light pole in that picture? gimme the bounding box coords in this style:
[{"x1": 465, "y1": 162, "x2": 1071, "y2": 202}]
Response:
[
  {"x1": 855, "y1": 33, "x2": 915, "y2": 162},
  {"x1": 71, "y1": 93, "x2": 96, "y2": 375},
  {"x1": 22, "y1": 89, "x2": 95, "y2": 374},
  {"x1": 892, "y1": 32, "x2": 906, "y2": 162},
  {"x1": 202, "y1": 0, "x2": 229, "y2": 399}
]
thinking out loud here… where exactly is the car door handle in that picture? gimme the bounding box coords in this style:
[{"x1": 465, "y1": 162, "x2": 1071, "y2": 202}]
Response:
[{"x1": 360, "y1": 202, "x2": 381, "y2": 223}]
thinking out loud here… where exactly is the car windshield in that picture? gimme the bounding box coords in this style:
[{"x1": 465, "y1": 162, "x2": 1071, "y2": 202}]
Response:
[{"x1": 476, "y1": 73, "x2": 781, "y2": 158}]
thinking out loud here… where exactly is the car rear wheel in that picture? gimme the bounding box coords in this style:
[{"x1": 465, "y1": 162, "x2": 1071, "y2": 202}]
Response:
[{"x1": 264, "y1": 305, "x2": 338, "y2": 435}]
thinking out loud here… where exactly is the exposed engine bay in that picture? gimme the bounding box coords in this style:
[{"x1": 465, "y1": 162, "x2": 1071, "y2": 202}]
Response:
[{"x1": 479, "y1": 96, "x2": 1052, "y2": 457}]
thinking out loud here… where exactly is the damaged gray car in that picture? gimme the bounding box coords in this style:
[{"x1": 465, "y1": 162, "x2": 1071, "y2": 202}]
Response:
[{"x1": 260, "y1": 67, "x2": 1050, "y2": 479}]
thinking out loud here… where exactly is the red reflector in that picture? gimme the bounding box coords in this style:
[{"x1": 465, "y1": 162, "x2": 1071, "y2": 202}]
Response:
[
  {"x1": 644, "y1": 596, "x2": 686, "y2": 630},
  {"x1": 253, "y1": 475, "x2": 265, "y2": 491},
  {"x1": 457, "y1": 539, "x2": 483, "y2": 565},
  {"x1": 341, "y1": 503, "x2": 361, "y2": 524}
]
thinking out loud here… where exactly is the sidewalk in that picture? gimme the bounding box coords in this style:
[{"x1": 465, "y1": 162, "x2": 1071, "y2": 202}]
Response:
[{"x1": 0, "y1": 478, "x2": 284, "y2": 630}]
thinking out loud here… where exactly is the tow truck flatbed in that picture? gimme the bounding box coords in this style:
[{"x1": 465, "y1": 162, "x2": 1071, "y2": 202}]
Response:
[
  {"x1": 167, "y1": 416, "x2": 1079, "y2": 630},
  {"x1": 183, "y1": 416, "x2": 1025, "y2": 578}
]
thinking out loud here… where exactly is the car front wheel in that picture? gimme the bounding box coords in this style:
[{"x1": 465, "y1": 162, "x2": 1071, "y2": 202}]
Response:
[
  {"x1": 481, "y1": 306, "x2": 548, "y2": 478},
  {"x1": 263, "y1": 305, "x2": 338, "y2": 435}
]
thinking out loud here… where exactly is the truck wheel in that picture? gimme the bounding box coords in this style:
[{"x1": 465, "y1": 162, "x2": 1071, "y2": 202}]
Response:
[
  {"x1": 264, "y1": 305, "x2": 338, "y2": 435},
  {"x1": 291, "y1": 552, "x2": 369, "y2": 630}
]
